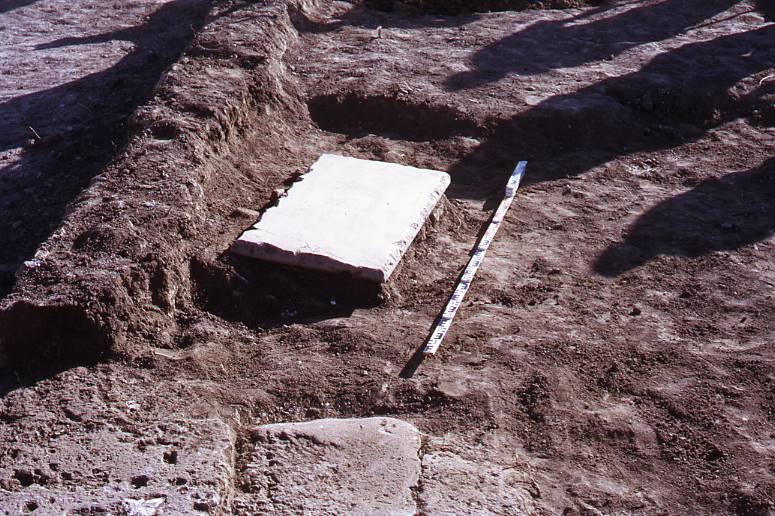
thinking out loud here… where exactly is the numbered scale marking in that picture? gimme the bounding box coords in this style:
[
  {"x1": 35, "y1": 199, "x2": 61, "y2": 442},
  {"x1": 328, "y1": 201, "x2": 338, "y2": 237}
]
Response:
[{"x1": 423, "y1": 161, "x2": 527, "y2": 355}]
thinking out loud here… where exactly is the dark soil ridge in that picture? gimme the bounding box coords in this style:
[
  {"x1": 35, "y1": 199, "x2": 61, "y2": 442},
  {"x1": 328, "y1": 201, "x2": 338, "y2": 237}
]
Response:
[{"x1": 0, "y1": 0, "x2": 322, "y2": 373}]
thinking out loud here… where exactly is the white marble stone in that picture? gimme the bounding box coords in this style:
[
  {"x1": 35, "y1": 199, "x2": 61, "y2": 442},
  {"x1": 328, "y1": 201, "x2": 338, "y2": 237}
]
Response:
[{"x1": 232, "y1": 154, "x2": 450, "y2": 282}]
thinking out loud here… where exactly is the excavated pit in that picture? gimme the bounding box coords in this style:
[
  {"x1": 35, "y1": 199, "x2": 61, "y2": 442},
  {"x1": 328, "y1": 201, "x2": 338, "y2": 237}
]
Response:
[
  {"x1": 190, "y1": 195, "x2": 450, "y2": 329},
  {"x1": 308, "y1": 93, "x2": 482, "y2": 141}
]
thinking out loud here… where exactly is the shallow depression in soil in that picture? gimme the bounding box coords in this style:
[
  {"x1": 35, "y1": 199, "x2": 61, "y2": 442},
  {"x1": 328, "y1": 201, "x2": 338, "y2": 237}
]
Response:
[{"x1": 307, "y1": 93, "x2": 482, "y2": 141}]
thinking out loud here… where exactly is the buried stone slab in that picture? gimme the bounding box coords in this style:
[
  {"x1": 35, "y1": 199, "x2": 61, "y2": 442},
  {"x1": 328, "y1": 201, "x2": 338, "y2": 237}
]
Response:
[
  {"x1": 232, "y1": 154, "x2": 450, "y2": 282},
  {"x1": 0, "y1": 417, "x2": 235, "y2": 513},
  {"x1": 236, "y1": 417, "x2": 421, "y2": 513}
]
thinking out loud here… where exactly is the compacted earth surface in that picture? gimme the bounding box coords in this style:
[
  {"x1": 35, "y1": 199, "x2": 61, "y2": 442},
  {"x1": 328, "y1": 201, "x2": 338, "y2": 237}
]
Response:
[{"x1": 0, "y1": 0, "x2": 773, "y2": 513}]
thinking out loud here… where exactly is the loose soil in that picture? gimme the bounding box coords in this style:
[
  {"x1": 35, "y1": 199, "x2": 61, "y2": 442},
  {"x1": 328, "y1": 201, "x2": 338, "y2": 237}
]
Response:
[{"x1": 0, "y1": 0, "x2": 773, "y2": 513}]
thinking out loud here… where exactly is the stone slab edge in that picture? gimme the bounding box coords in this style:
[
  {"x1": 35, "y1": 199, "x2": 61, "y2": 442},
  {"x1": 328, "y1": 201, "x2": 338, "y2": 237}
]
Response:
[{"x1": 231, "y1": 155, "x2": 450, "y2": 282}]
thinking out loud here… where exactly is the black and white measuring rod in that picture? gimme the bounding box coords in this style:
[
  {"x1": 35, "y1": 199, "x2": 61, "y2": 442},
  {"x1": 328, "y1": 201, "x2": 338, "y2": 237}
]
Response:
[{"x1": 423, "y1": 161, "x2": 527, "y2": 355}]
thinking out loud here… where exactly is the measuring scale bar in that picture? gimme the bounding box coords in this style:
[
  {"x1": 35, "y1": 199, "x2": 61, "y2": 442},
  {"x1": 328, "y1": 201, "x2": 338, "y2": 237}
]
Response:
[{"x1": 423, "y1": 161, "x2": 527, "y2": 355}]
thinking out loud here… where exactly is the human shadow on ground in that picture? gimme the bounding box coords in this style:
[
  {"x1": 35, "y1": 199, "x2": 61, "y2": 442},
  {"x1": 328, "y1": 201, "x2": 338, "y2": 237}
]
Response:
[
  {"x1": 754, "y1": 0, "x2": 775, "y2": 20},
  {"x1": 444, "y1": 0, "x2": 742, "y2": 89},
  {"x1": 444, "y1": 24, "x2": 774, "y2": 200},
  {"x1": 0, "y1": 0, "x2": 210, "y2": 298},
  {"x1": 0, "y1": 0, "x2": 37, "y2": 15},
  {"x1": 594, "y1": 158, "x2": 775, "y2": 276}
]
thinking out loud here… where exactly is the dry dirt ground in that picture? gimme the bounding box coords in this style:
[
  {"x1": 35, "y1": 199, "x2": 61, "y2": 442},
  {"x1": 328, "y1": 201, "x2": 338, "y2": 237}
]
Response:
[{"x1": 0, "y1": 0, "x2": 773, "y2": 513}]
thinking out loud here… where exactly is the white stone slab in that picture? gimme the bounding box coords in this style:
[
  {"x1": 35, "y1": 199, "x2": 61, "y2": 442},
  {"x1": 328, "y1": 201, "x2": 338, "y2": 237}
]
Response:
[
  {"x1": 232, "y1": 154, "x2": 450, "y2": 282},
  {"x1": 236, "y1": 417, "x2": 420, "y2": 513}
]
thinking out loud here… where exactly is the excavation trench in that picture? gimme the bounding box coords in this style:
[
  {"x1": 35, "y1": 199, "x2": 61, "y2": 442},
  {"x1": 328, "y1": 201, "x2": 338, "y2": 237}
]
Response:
[
  {"x1": 0, "y1": 0, "x2": 473, "y2": 368},
  {"x1": 308, "y1": 93, "x2": 481, "y2": 141},
  {"x1": 0, "y1": 0, "x2": 766, "y2": 371},
  {"x1": 0, "y1": 1, "x2": 756, "y2": 367},
  {"x1": 0, "y1": 0, "x2": 324, "y2": 368}
]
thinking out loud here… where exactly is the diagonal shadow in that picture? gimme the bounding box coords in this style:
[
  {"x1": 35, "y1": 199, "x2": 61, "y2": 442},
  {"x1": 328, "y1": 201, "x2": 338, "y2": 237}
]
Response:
[
  {"x1": 444, "y1": 0, "x2": 741, "y2": 90},
  {"x1": 754, "y1": 0, "x2": 775, "y2": 20},
  {"x1": 0, "y1": 0, "x2": 37, "y2": 15},
  {"x1": 594, "y1": 157, "x2": 775, "y2": 276},
  {"x1": 0, "y1": 0, "x2": 210, "y2": 298},
  {"x1": 444, "y1": 24, "x2": 775, "y2": 198}
]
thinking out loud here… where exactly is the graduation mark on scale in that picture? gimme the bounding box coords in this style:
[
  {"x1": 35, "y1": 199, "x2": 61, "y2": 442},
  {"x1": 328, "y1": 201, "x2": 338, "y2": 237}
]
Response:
[{"x1": 423, "y1": 161, "x2": 527, "y2": 355}]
